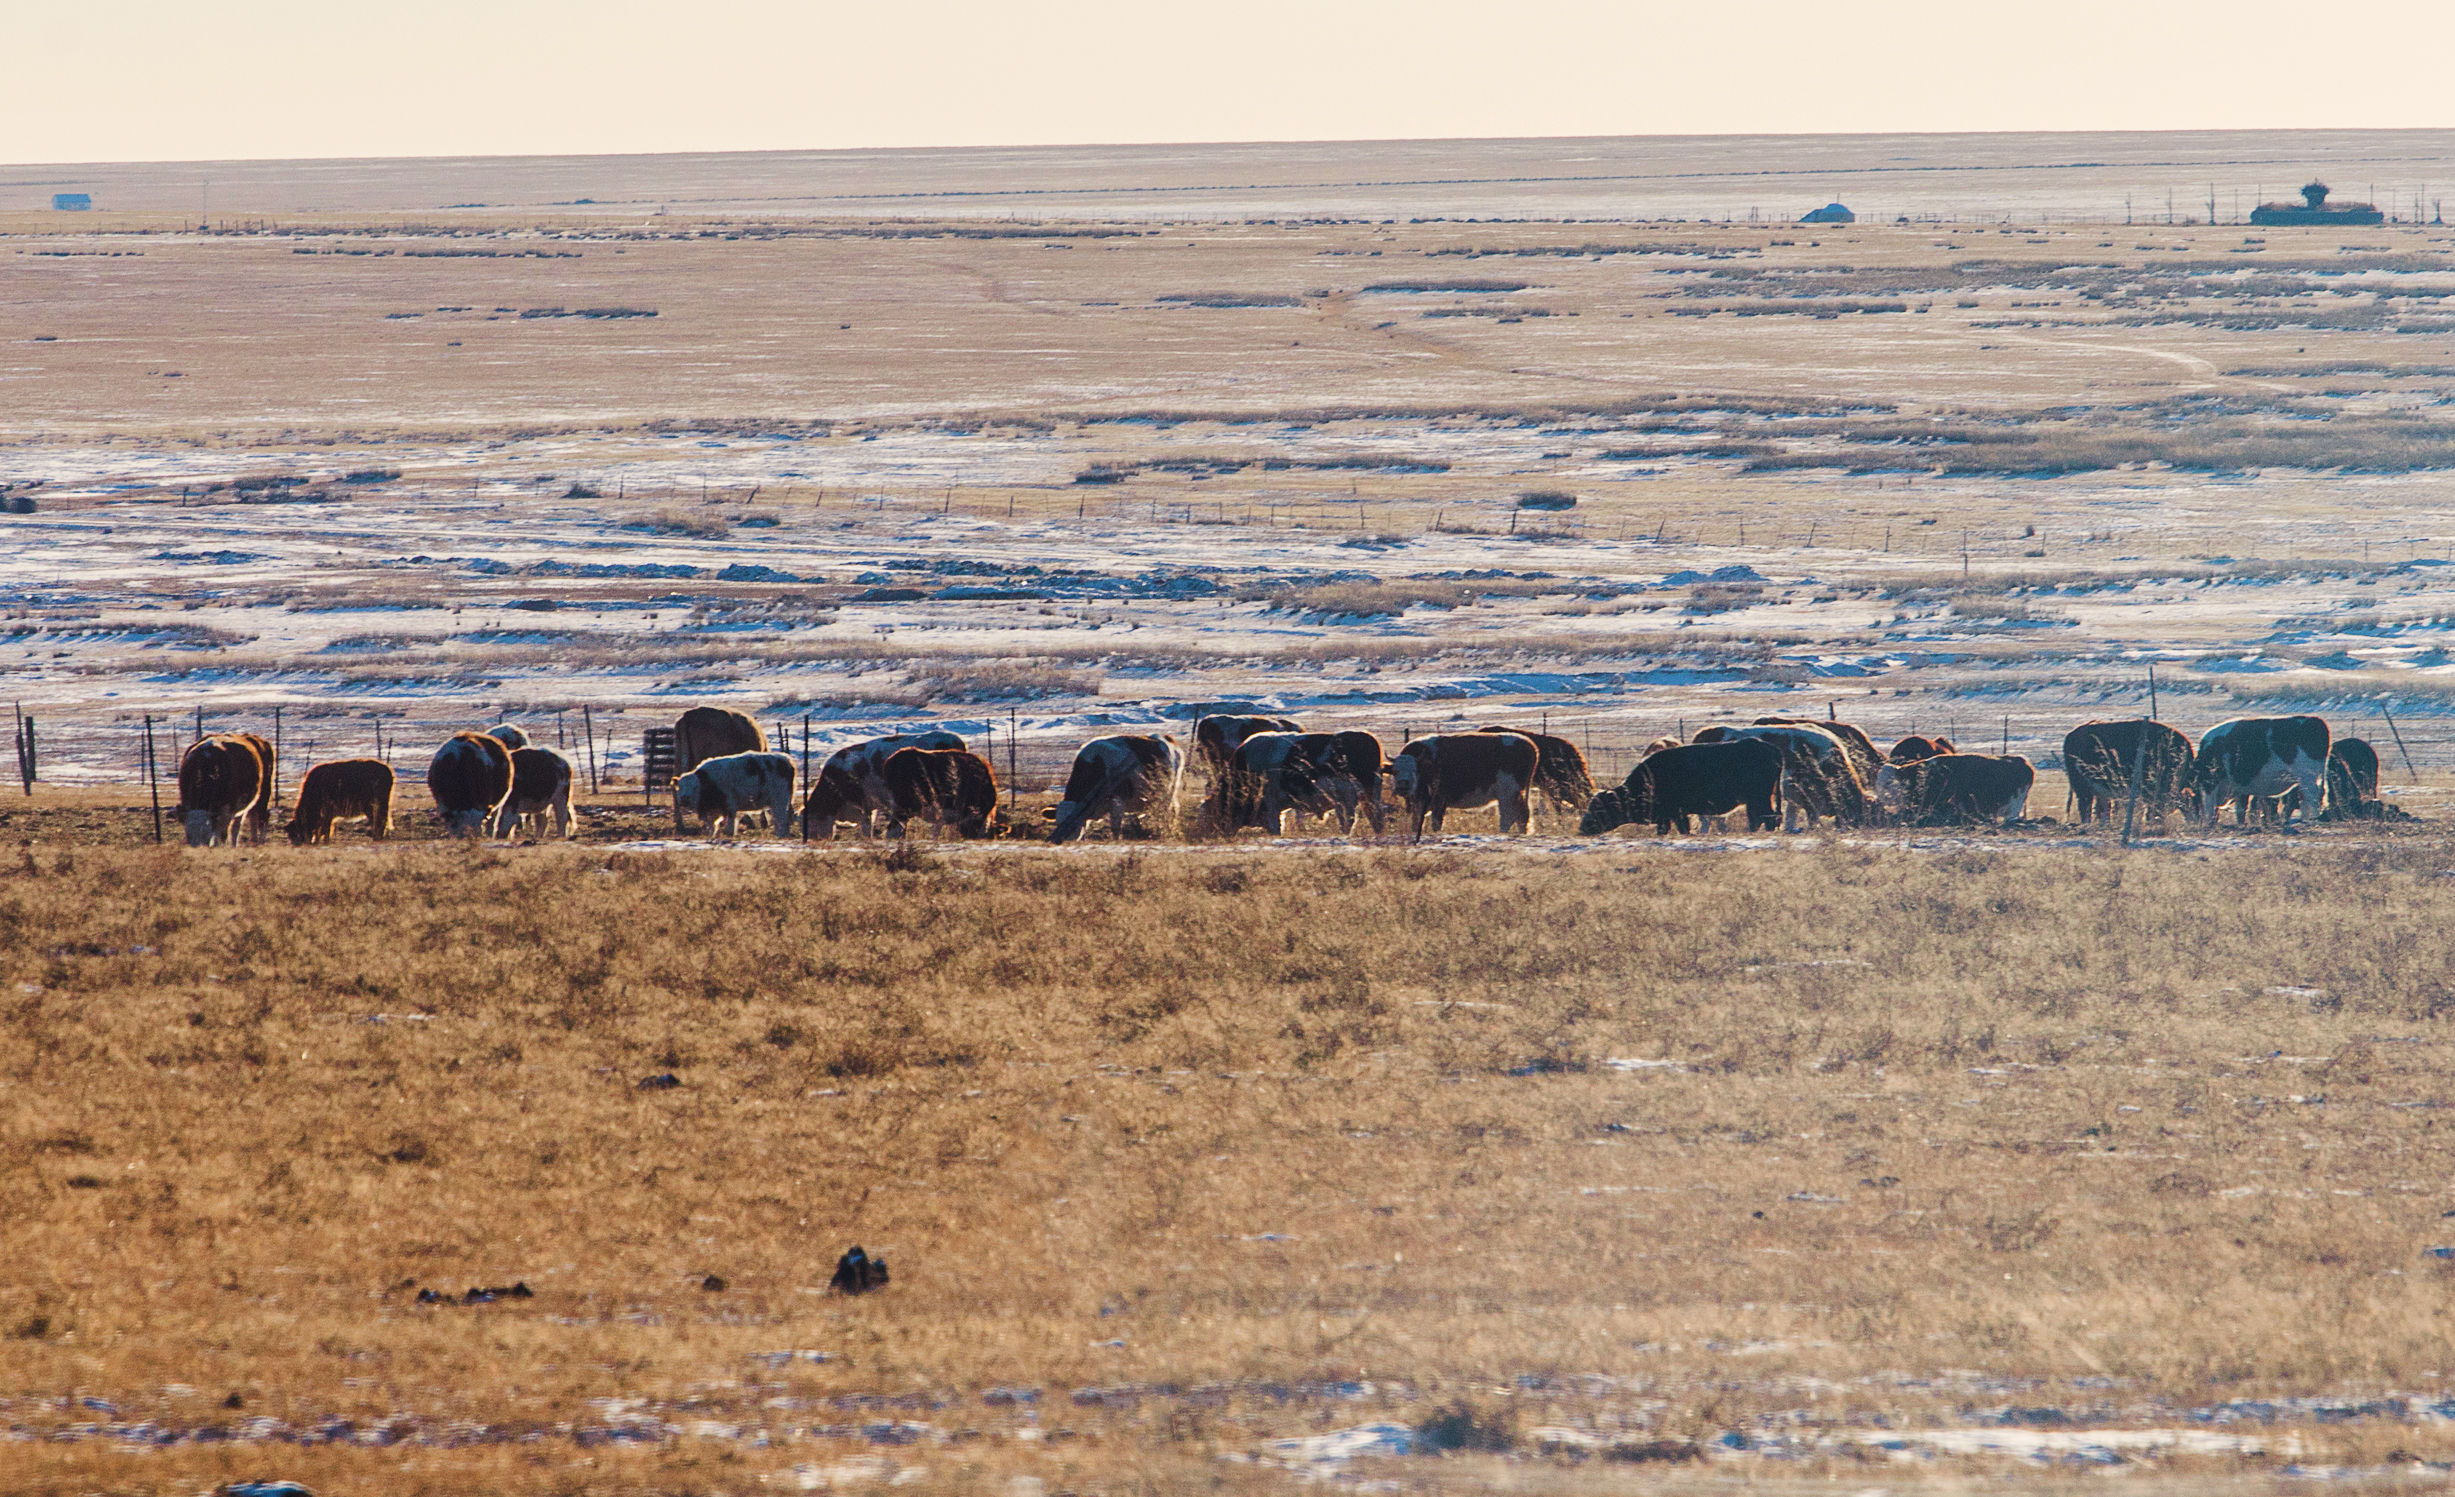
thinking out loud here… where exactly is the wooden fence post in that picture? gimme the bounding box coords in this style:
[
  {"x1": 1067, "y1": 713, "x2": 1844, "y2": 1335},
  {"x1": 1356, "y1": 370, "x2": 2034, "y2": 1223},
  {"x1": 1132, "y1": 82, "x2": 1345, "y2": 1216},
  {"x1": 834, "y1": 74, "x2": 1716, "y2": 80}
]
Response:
[{"x1": 144, "y1": 715, "x2": 163, "y2": 842}]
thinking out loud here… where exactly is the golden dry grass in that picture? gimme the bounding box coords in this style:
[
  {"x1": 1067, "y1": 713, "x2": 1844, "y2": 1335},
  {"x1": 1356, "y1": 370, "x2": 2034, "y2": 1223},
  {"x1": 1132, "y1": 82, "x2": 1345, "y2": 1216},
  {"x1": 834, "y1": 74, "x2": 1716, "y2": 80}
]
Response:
[{"x1": 10, "y1": 824, "x2": 2455, "y2": 1491}]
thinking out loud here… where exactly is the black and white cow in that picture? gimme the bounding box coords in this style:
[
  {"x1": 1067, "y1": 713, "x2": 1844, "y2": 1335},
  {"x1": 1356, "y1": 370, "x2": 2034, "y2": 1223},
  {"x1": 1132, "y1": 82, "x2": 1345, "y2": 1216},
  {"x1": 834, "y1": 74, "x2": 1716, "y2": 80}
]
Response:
[
  {"x1": 428, "y1": 731, "x2": 514, "y2": 839},
  {"x1": 491, "y1": 745, "x2": 575, "y2": 840},
  {"x1": 1049, "y1": 734, "x2": 1184, "y2": 844},
  {"x1": 1580, "y1": 738, "x2": 1782, "y2": 836},
  {"x1": 1390, "y1": 731, "x2": 1539, "y2": 840},
  {"x1": 802, "y1": 731, "x2": 966, "y2": 838},
  {"x1": 2193, "y1": 716, "x2": 2330, "y2": 827},
  {"x1": 676, "y1": 750, "x2": 797, "y2": 839}
]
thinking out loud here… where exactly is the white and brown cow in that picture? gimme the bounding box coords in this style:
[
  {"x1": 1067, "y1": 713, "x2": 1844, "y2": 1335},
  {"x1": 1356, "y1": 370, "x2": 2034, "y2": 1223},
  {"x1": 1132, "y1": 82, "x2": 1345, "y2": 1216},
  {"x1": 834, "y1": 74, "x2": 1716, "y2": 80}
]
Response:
[
  {"x1": 1193, "y1": 713, "x2": 1302, "y2": 777},
  {"x1": 1212, "y1": 731, "x2": 1340, "y2": 836},
  {"x1": 677, "y1": 750, "x2": 798, "y2": 839},
  {"x1": 1390, "y1": 731, "x2": 1539, "y2": 840},
  {"x1": 178, "y1": 735, "x2": 267, "y2": 848},
  {"x1": 2194, "y1": 715, "x2": 2330, "y2": 827},
  {"x1": 1878, "y1": 752, "x2": 2035, "y2": 826},
  {"x1": 1477, "y1": 726, "x2": 1594, "y2": 813},
  {"x1": 801, "y1": 731, "x2": 966, "y2": 838},
  {"x1": 672, "y1": 707, "x2": 768, "y2": 831},
  {"x1": 1050, "y1": 735, "x2": 1184, "y2": 844},
  {"x1": 491, "y1": 745, "x2": 575, "y2": 840},
  {"x1": 285, "y1": 758, "x2": 395, "y2": 845},
  {"x1": 428, "y1": 731, "x2": 514, "y2": 838}
]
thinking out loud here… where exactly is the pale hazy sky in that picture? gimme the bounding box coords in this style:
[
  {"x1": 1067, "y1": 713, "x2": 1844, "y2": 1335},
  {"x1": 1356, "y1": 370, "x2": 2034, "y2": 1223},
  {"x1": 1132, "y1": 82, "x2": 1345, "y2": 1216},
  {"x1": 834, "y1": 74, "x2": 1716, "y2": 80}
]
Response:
[{"x1": 14, "y1": 0, "x2": 2453, "y2": 164}]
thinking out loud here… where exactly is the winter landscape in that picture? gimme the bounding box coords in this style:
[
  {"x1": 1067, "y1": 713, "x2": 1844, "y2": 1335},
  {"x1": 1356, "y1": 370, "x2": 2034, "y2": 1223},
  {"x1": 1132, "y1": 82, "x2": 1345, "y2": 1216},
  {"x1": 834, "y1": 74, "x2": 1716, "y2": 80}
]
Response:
[{"x1": 12, "y1": 128, "x2": 2455, "y2": 1494}]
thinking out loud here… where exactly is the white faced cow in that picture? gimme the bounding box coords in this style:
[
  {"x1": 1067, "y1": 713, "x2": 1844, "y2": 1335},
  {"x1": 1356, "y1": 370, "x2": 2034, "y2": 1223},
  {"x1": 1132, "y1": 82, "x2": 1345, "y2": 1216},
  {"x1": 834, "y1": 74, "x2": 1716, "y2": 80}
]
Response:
[
  {"x1": 802, "y1": 731, "x2": 966, "y2": 838},
  {"x1": 1390, "y1": 731, "x2": 1538, "y2": 840},
  {"x1": 1050, "y1": 735, "x2": 1184, "y2": 844},
  {"x1": 2194, "y1": 716, "x2": 2330, "y2": 827},
  {"x1": 677, "y1": 750, "x2": 798, "y2": 840}
]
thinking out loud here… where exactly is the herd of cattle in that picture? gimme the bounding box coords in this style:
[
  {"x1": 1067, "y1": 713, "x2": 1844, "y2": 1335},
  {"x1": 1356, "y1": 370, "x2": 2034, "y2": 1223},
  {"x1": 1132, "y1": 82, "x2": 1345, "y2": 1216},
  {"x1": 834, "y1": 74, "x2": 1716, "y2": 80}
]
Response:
[{"x1": 171, "y1": 706, "x2": 2394, "y2": 849}]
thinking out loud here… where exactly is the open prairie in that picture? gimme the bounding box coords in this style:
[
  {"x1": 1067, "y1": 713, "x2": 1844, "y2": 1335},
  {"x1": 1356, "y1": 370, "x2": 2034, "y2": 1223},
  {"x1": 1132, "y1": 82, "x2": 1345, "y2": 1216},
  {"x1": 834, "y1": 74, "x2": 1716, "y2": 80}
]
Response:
[{"x1": 11, "y1": 132, "x2": 2455, "y2": 1493}]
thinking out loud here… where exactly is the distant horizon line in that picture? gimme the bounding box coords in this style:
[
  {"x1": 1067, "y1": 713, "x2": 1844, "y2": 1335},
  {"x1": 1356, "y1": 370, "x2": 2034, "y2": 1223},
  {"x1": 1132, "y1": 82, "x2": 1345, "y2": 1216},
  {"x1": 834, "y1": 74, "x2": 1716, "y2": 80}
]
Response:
[{"x1": 8, "y1": 123, "x2": 2453, "y2": 174}]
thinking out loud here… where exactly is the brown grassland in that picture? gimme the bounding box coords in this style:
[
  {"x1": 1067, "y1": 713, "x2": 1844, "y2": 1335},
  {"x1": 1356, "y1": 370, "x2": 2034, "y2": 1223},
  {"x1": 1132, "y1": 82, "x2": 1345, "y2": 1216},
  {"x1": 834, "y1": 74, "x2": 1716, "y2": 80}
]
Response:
[{"x1": 9, "y1": 791, "x2": 2455, "y2": 1492}]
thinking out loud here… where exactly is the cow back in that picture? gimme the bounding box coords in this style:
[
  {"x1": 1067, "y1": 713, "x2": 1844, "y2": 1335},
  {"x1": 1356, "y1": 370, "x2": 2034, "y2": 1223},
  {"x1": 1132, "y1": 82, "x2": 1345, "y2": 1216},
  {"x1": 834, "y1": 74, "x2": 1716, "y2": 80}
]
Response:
[
  {"x1": 179, "y1": 735, "x2": 265, "y2": 815},
  {"x1": 675, "y1": 706, "x2": 767, "y2": 771},
  {"x1": 428, "y1": 731, "x2": 514, "y2": 811}
]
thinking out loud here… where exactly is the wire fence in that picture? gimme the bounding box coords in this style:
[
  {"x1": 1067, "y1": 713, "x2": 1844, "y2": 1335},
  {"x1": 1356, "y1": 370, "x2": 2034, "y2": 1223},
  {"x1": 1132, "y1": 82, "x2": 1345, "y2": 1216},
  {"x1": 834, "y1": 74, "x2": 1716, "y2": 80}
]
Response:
[{"x1": 13, "y1": 702, "x2": 2452, "y2": 809}]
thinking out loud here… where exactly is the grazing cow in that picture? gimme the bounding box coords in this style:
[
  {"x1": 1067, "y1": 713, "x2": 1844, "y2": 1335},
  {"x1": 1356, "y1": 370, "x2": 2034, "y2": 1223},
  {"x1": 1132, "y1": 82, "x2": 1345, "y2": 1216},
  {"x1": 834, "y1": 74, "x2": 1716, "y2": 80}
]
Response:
[
  {"x1": 1212, "y1": 731, "x2": 1339, "y2": 835},
  {"x1": 1754, "y1": 717, "x2": 1884, "y2": 795},
  {"x1": 1581, "y1": 738, "x2": 1782, "y2": 836},
  {"x1": 428, "y1": 731, "x2": 514, "y2": 838},
  {"x1": 1477, "y1": 726, "x2": 1594, "y2": 812},
  {"x1": 801, "y1": 731, "x2": 967, "y2": 838},
  {"x1": 1193, "y1": 713, "x2": 1302, "y2": 776},
  {"x1": 677, "y1": 750, "x2": 797, "y2": 839},
  {"x1": 491, "y1": 746, "x2": 575, "y2": 840},
  {"x1": 1889, "y1": 734, "x2": 1955, "y2": 765},
  {"x1": 2282, "y1": 736, "x2": 2386, "y2": 821},
  {"x1": 1049, "y1": 735, "x2": 1185, "y2": 844},
  {"x1": 2194, "y1": 716, "x2": 2330, "y2": 827},
  {"x1": 1696, "y1": 723, "x2": 1870, "y2": 829},
  {"x1": 230, "y1": 731, "x2": 278, "y2": 843},
  {"x1": 880, "y1": 748, "x2": 1001, "y2": 839},
  {"x1": 672, "y1": 707, "x2": 767, "y2": 830},
  {"x1": 1878, "y1": 753, "x2": 2036, "y2": 826},
  {"x1": 1390, "y1": 731, "x2": 1539, "y2": 840},
  {"x1": 485, "y1": 723, "x2": 530, "y2": 751},
  {"x1": 2326, "y1": 737, "x2": 2383, "y2": 819},
  {"x1": 285, "y1": 759, "x2": 394, "y2": 845},
  {"x1": 1297, "y1": 730, "x2": 1390, "y2": 833},
  {"x1": 178, "y1": 735, "x2": 266, "y2": 848},
  {"x1": 2060, "y1": 719, "x2": 2195, "y2": 825}
]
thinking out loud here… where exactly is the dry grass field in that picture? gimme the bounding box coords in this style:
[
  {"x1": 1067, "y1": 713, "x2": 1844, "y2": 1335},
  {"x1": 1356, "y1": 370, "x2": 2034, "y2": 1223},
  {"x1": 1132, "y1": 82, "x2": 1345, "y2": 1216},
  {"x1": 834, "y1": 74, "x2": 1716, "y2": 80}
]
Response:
[{"x1": 13, "y1": 816, "x2": 2455, "y2": 1495}]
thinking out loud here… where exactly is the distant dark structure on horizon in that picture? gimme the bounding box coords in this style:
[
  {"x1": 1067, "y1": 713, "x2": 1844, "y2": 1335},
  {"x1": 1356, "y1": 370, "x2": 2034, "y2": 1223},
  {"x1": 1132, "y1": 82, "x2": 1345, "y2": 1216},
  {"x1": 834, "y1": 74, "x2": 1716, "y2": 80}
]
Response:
[
  {"x1": 2249, "y1": 181, "x2": 2383, "y2": 226},
  {"x1": 1800, "y1": 201, "x2": 1855, "y2": 224}
]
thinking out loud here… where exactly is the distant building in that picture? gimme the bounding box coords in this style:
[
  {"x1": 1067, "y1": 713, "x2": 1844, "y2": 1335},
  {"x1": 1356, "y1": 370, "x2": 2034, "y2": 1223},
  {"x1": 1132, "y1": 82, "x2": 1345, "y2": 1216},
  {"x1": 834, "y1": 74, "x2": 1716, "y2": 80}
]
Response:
[
  {"x1": 1800, "y1": 201, "x2": 1855, "y2": 224},
  {"x1": 2249, "y1": 181, "x2": 2383, "y2": 227},
  {"x1": 50, "y1": 193, "x2": 91, "y2": 211}
]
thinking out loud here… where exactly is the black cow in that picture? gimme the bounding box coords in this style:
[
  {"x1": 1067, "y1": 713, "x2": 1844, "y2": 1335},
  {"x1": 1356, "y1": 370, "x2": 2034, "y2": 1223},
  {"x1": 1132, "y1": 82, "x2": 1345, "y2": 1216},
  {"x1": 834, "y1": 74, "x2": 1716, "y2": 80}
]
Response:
[
  {"x1": 2061, "y1": 719, "x2": 2195, "y2": 825},
  {"x1": 1581, "y1": 739, "x2": 1781, "y2": 836}
]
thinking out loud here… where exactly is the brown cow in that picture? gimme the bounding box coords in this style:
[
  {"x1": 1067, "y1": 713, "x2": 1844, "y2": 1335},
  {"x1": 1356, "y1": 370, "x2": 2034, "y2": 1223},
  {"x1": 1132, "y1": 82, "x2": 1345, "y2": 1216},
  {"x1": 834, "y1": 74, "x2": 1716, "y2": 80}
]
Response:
[
  {"x1": 673, "y1": 707, "x2": 767, "y2": 831},
  {"x1": 428, "y1": 731, "x2": 514, "y2": 838},
  {"x1": 881, "y1": 748, "x2": 1002, "y2": 839},
  {"x1": 178, "y1": 735, "x2": 266, "y2": 848},
  {"x1": 286, "y1": 759, "x2": 395, "y2": 844},
  {"x1": 1390, "y1": 732, "x2": 1539, "y2": 840},
  {"x1": 231, "y1": 731, "x2": 278, "y2": 843},
  {"x1": 1477, "y1": 726, "x2": 1594, "y2": 812},
  {"x1": 1879, "y1": 753, "x2": 2035, "y2": 826},
  {"x1": 1888, "y1": 734, "x2": 1954, "y2": 765}
]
